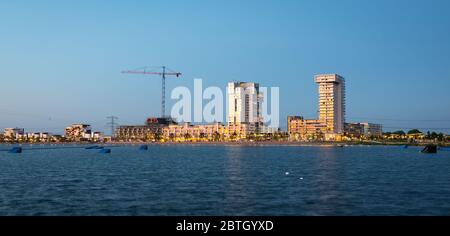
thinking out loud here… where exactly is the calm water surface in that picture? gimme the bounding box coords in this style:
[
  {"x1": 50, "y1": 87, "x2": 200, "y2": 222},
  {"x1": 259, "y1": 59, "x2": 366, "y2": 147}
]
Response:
[{"x1": 0, "y1": 144, "x2": 449, "y2": 216}]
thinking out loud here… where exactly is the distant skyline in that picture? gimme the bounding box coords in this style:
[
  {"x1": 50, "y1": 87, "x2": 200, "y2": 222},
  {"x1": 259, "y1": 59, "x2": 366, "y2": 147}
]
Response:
[{"x1": 1, "y1": 0, "x2": 450, "y2": 134}]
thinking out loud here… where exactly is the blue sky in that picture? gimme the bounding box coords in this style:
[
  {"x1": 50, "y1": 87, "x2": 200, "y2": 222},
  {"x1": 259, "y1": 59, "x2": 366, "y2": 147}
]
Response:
[{"x1": 1, "y1": 0, "x2": 450, "y2": 134}]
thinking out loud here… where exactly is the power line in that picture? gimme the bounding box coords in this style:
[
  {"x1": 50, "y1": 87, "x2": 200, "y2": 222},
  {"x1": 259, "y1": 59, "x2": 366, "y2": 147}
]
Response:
[
  {"x1": 347, "y1": 117, "x2": 450, "y2": 122},
  {"x1": 383, "y1": 126, "x2": 450, "y2": 130}
]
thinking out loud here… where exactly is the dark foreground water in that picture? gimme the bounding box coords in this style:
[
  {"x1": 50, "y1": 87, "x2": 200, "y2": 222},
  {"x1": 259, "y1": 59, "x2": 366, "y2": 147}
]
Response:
[{"x1": 0, "y1": 144, "x2": 449, "y2": 216}]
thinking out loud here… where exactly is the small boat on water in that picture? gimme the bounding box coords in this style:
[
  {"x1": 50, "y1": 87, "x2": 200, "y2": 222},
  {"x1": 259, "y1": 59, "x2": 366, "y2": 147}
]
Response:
[
  {"x1": 86, "y1": 145, "x2": 104, "y2": 150},
  {"x1": 139, "y1": 145, "x2": 149, "y2": 151},
  {"x1": 99, "y1": 149, "x2": 111, "y2": 154},
  {"x1": 421, "y1": 144, "x2": 437, "y2": 154},
  {"x1": 403, "y1": 144, "x2": 409, "y2": 149},
  {"x1": 9, "y1": 147, "x2": 22, "y2": 154}
]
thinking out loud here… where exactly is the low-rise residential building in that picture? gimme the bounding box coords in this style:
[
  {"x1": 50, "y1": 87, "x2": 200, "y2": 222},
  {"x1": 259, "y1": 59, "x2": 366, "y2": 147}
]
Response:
[
  {"x1": 162, "y1": 122, "x2": 279, "y2": 141},
  {"x1": 226, "y1": 123, "x2": 258, "y2": 139},
  {"x1": 383, "y1": 132, "x2": 407, "y2": 140},
  {"x1": 116, "y1": 116, "x2": 282, "y2": 142},
  {"x1": 116, "y1": 117, "x2": 176, "y2": 141},
  {"x1": 65, "y1": 124, "x2": 91, "y2": 141},
  {"x1": 4, "y1": 128, "x2": 25, "y2": 139},
  {"x1": 287, "y1": 116, "x2": 327, "y2": 141},
  {"x1": 116, "y1": 125, "x2": 160, "y2": 140},
  {"x1": 3, "y1": 128, "x2": 57, "y2": 142},
  {"x1": 64, "y1": 124, "x2": 102, "y2": 141},
  {"x1": 345, "y1": 123, "x2": 364, "y2": 138},
  {"x1": 163, "y1": 123, "x2": 226, "y2": 141},
  {"x1": 361, "y1": 122, "x2": 383, "y2": 137},
  {"x1": 407, "y1": 132, "x2": 425, "y2": 140},
  {"x1": 345, "y1": 122, "x2": 383, "y2": 138},
  {"x1": 260, "y1": 126, "x2": 279, "y2": 134},
  {"x1": 26, "y1": 132, "x2": 51, "y2": 140},
  {"x1": 84, "y1": 131, "x2": 103, "y2": 141}
]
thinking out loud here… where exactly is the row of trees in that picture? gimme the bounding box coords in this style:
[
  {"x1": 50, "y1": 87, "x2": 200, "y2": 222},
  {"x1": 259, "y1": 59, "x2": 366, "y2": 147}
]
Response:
[
  {"x1": 116, "y1": 131, "x2": 290, "y2": 143},
  {"x1": 384, "y1": 129, "x2": 421, "y2": 135},
  {"x1": 0, "y1": 134, "x2": 108, "y2": 144},
  {"x1": 383, "y1": 129, "x2": 447, "y2": 141},
  {"x1": 163, "y1": 132, "x2": 288, "y2": 142},
  {"x1": 0, "y1": 135, "x2": 66, "y2": 143}
]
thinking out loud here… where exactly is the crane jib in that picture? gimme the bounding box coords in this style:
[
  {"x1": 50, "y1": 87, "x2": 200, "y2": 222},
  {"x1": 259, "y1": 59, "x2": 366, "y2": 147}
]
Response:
[{"x1": 122, "y1": 66, "x2": 182, "y2": 117}]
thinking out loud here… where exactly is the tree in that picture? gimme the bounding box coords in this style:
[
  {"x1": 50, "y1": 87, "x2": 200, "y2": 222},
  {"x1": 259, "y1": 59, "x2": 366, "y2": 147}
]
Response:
[
  {"x1": 407, "y1": 129, "x2": 422, "y2": 135},
  {"x1": 247, "y1": 132, "x2": 256, "y2": 141},
  {"x1": 393, "y1": 130, "x2": 406, "y2": 135},
  {"x1": 437, "y1": 133, "x2": 445, "y2": 141},
  {"x1": 273, "y1": 132, "x2": 282, "y2": 141},
  {"x1": 184, "y1": 133, "x2": 192, "y2": 142},
  {"x1": 146, "y1": 133, "x2": 155, "y2": 142},
  {"x1": 230, "y1": 132, "x2": 238, "y2": 141},
  {"x1": 212, "y1": 131, "x2": 221, "y2": 142},
  {"x1": 430, "y1": 132, "x2": 438, "y2": 140},
  {"x1": 154, "y1": 132, "x2": 162, "y2": 142}
]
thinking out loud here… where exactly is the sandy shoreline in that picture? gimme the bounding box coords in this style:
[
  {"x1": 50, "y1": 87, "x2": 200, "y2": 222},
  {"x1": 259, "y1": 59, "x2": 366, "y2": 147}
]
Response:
[{"x1": 1, "y1": 141, "x2": 448, "y2": 147}]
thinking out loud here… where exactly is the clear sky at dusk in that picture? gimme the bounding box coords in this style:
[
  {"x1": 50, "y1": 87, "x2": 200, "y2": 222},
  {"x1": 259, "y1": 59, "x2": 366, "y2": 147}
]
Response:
[{"x1": 1, "y1": 0, "x2": 450, "y2": 134}]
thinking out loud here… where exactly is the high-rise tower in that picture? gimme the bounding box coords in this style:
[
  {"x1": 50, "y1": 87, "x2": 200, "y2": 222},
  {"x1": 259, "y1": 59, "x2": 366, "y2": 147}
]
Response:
[
  {"x1": 227, "y1": 82, "x2": 263, "y2": 125},
  {"x1": 314, "y1": 74, "x2": 346, "y2": 134}
]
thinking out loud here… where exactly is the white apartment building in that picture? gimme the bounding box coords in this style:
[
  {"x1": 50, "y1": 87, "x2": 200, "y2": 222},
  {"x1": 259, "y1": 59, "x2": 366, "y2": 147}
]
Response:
[
  {"x1": 345, "y1": 122, "x2": 383, "y2": 138},
  {"x1": 4, "y1": 128, "x2": 25, "y2": 139},
  {"x1": 361, "y1": 122, "x2": 383, "y2": 137},
  {"x1": 26, "y1": 132, "x2": 51, "y2": 139},
  {"x1": 65, "y1": 124, "x2": 92, "y2": 140},
  {"x1": 227, "y1": 82, "x2": 263, "y2": 125},
  {"x1": 314, "y1": 74, "x2": 346, "y2": 134}
]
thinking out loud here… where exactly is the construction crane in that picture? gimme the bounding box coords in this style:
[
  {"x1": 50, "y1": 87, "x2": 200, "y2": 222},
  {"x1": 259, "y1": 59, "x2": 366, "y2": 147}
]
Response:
[{"x1": 122, "y1": 66, "x2": 182, "y2": 118}]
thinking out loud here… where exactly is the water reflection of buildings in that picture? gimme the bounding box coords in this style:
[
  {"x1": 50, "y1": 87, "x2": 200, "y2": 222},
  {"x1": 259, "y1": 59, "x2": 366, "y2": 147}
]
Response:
[
  {"x1": 307, "y1": 148, "x2": 341, "y2": 214},
  {"x1": 221, "y1": 146, "x2": 256, "y2": 214}
]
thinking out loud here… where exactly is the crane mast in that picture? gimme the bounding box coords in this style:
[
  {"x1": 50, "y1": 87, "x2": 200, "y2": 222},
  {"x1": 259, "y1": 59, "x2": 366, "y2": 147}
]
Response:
[
  {"x1": 161, "y1": 66, "x2": 166, "y2": 118},
  {"x1": 122, "y1": 66, "x2": 181, "y2": 118}
]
